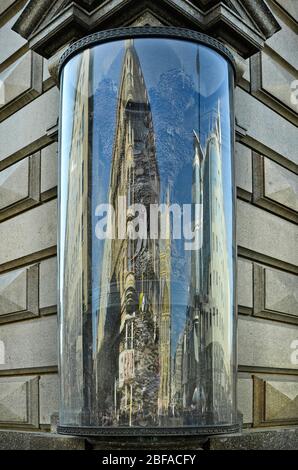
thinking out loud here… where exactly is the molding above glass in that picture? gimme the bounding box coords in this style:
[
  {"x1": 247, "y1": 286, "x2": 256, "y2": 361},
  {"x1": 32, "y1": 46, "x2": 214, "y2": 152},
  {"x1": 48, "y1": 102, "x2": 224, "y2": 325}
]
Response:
[{"x1": 58, "y1": 27, "x2": 237, "y2": 81}]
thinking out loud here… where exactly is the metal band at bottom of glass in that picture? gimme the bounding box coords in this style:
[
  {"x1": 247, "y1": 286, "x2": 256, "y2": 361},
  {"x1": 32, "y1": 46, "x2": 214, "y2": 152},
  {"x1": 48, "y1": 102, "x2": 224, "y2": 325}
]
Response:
[{"x1": 57, "y1": 423, "x2": 241, "y2": 437}]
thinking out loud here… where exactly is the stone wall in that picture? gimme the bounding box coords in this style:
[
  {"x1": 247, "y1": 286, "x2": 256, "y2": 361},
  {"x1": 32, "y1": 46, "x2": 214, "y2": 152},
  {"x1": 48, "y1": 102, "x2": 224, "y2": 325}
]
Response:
[
  {"x1": 0, "y1": 0, "x2": 58, "y2": 433},
  {"x1": 0, "y1": 0, "x2": 297, "y2": 447}
]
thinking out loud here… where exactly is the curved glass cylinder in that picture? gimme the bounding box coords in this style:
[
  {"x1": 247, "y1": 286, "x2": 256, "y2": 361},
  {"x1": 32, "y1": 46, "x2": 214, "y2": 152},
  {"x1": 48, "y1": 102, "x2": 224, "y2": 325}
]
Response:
[{"x1": 58, "y1": 30, "x2": 237, "y2": 434}]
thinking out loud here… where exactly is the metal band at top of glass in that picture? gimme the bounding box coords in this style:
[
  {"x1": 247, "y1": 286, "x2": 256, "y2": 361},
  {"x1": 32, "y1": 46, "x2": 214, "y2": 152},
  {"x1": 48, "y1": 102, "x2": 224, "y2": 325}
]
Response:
[{"x1": 58, "y1": 26, "x2": 237, "y2": 79}]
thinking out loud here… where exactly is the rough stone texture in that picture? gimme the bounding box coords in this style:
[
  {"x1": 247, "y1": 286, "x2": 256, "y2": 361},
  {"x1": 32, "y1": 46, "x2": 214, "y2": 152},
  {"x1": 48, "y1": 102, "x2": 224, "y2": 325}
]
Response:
[
  {"x1": 237, "y1": 199, "x2": 298, "y2": 267},
  {"x1": 238, "y1": 316, "x2": 298, "y2": 370},
  {"x1": 264, "y1": 158, "x2": 298, "y2": 213},
  {"x1": 237, "y1": 258, "x2": 253, "y2": 309},
  {"x1": 41, "y1": 143, "x2": 57, "y2": 193},
  {"x1": 0, "y1": 199, "x2": 57, "y2": 266},
  {"x1": 0, "y1": 430, "x2": 86, "y2": 450},
  {"x1": 0, "y1": 427, "x2": 297, "y2": 450},
  {"x1": 0, "y1": 316, "x2": 57, "y2": 370},
  {"x1": 235, "y1": 142, "x2": 252, "y2": 193},
  {"x1": 208, "y1": 427, "x2": 298, "y2": 450},
  {"x1": 0, "y1": 87, "x2": 59, "y2": 164},
  {"x1": 265, "y1": 267, "x2": 298, "y2": 316},
  {"x1": 39, "y1": 374, "x2": 59, "y2": 424},
  {"x1": 39, "y1": 257, "x2": 57, "y2": 310},
  {"x1": 0, "y1": 158, "x2": 29, "y2": 210}
]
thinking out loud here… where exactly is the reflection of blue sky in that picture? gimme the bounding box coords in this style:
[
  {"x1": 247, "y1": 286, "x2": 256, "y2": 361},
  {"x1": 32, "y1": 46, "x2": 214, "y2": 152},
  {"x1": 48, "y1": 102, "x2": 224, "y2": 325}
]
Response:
[
  {"x1": 134, "y1": 39, "x2": 234, "y2": 351},
  {"x1": 61, "y1": 39, "x2": 235, "y2": 355}
]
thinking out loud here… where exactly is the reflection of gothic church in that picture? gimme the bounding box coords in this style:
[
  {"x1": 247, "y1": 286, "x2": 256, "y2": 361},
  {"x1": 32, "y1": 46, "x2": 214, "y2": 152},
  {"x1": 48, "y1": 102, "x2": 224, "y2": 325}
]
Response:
[
  {"x1": 173, "y1": 104, "x2": 233, "y2": 425},
  {"x1": 95, "y1": 40, "x2": 171, "y2": 426}
]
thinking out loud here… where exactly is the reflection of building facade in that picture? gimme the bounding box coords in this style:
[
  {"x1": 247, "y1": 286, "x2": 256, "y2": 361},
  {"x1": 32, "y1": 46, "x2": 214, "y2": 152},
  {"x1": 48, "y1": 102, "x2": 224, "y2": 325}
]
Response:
[
  {"x1": 95, "y1": 40, "x2": 171, "y2": 426},
  {"x1": 62, "y1": 49, "x2": 93, "y2": 425},
  {"x1": 173, "y1": 104, "x2": 232, "y2": 425}
]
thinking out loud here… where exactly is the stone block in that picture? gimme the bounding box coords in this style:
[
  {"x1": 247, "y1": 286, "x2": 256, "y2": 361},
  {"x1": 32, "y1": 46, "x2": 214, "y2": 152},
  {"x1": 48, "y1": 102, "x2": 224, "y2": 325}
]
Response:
[
  {"x1": 0, "y1": 376, "x2": 38, "y2": 428},
  {"x1": 0, "y1": 158, "x2": 29, "y2": 209},
  {"x1": 253, "y1": 374, "x2": 298, "y2": 426},
  {"x1": 0, "y1": 199, "x2": 57, "y2": 267},
  {"x1": 253, "y1": 264, "x2": 298, "y2": 325},
  {"x1": 0, "y1": 11, "x2": 27, "y2": 65},
  {"x1": 0, "y1": 264, "x2": 39, "y2": 323},
  {"x1": 266, "y1": 1, "x2": 298, "y2": 70},
  {"x1": 265, "y1": 379, "x2": 298, "y2": 422},
  {"x1": 235, "y1": 88, "x2": 297, "y2": 165},
  {"x1": 237, "y1": 258, "x2": 253, "y2": 309},
  {"x1": 235, "y1": 142, "x2": 252, "y2": 193},
  {"x1": 0, "y1": 87, "x2": 59, "y2": 166},
  {"x1": 39, "y1": 257, "x2": 57, "y2": 310},
  {"x1": 261, "y1": 51, "x2": 298, "y2": 113},
  {"x1": 0, "y1": 152, "x2": 41, "y2": 221},
  {"x1": 39, "y1": 374, "x2": 59, "y2": 425},
  {"x1": 41, "y1": 143, "x2": 58, "y2": 193},
  {"x1": 237, "y1": 199, "x2": 298, "y2": 267},
  {"x1": 0, "y1": 51, "x2": 43, "y2": 121},
  {"x1": 238, "y1": 316, "x2": 298, "y2": 370},
  {"x1": 0, "y1": 316, "x2": 57, "y2": 370},
  {"x1": 264, "y1": 158, "x2": 298, "y2": 213},
  {"x1": 265, "y1": 267, "x2": 298, "y2": 317},
  {"x1": 0, "y1": 52, "x2": 31, "y2": 107}
]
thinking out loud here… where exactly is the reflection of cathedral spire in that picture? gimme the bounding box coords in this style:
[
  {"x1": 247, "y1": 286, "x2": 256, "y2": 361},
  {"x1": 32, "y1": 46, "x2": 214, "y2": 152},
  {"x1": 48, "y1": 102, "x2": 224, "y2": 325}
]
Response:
[{"x1": 96, "y1": 39, "x2": 172, "y2": 427}]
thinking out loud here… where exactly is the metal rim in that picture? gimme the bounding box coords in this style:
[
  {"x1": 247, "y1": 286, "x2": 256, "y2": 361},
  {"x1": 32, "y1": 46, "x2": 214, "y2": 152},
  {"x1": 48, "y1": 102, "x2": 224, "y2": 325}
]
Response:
[
  {"x1": 58, "y1": 26, "x2": 236, "y2": 79},
  {"x1": 57, "y1": 423, "x2": 241, "y2": 437}
]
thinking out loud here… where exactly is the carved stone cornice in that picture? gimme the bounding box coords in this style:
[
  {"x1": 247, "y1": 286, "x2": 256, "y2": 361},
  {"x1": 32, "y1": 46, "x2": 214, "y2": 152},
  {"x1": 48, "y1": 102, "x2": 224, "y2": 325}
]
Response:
[{"x1": 12, "y1": 0, "x2": 280, "y2": 61}]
